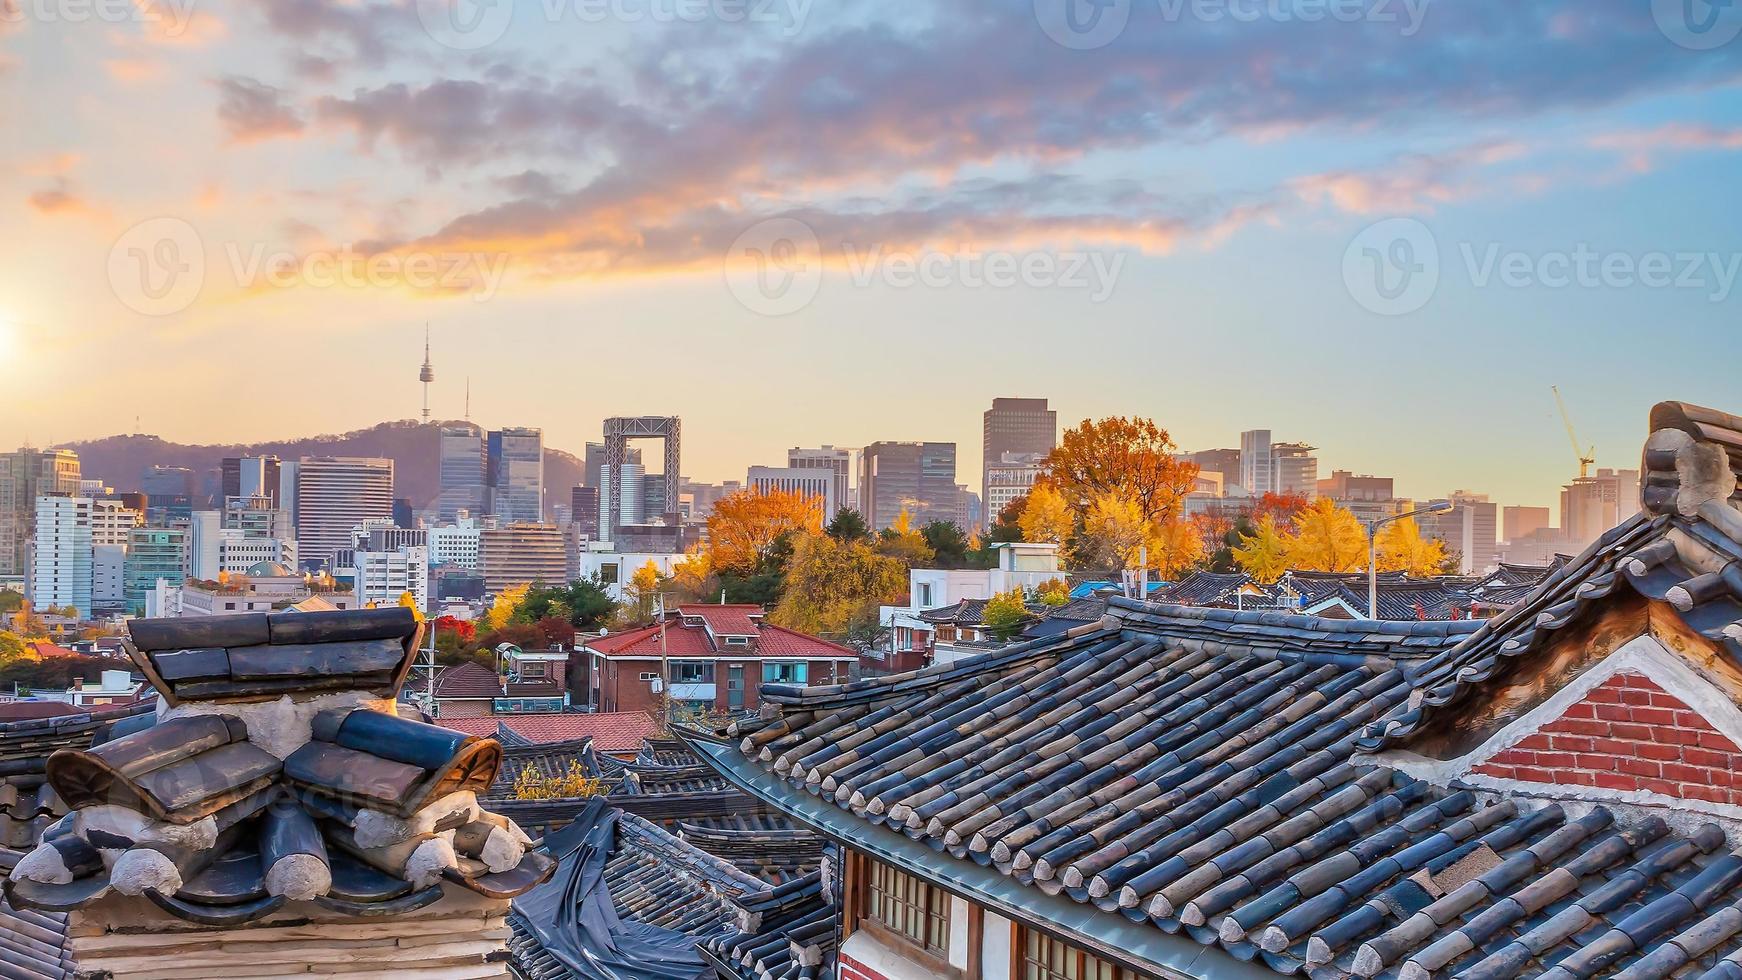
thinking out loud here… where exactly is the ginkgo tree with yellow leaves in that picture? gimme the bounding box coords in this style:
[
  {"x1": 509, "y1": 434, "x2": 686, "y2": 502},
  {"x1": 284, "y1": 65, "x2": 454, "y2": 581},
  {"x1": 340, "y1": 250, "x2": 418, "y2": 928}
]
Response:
[
  {"x1": 1284, "y1": 497, "x2": 1369, "y2": 573},
  {"x1": 1231, "y1": 515, "x2": 1291, "y2": 584},
  {"x1": 1374, "y1": 517, "x2": 1451, "y2": 577}
]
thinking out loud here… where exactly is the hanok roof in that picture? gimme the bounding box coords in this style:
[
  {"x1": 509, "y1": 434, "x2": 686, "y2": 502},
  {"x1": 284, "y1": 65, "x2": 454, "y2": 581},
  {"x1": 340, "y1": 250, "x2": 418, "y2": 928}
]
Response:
[
  {"x1": 687, "y1": 424, "x2": 1742, "y2": 980},
  {"x1": 1162, "y1": 570, "x2": 1266, "y2": 606},
  {"x1": 0, "y1": 891, "x2": 73, "y2": 980},
  {"x1": 4, "y1": 609, "x2": 555, "y2": 927},
  {"x1": 437, "y1": 711, "x2": 659, "y2": 753}
]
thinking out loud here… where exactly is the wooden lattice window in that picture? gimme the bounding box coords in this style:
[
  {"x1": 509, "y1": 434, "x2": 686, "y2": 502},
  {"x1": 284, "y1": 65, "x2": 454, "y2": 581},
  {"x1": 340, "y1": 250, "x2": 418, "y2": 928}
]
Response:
[
  {"x1": 1021, "y1": 930, "x2": 1133, "y2": 980},
  {"x1": 866, "y1": 860, "x2": 950, "y2": 958}
]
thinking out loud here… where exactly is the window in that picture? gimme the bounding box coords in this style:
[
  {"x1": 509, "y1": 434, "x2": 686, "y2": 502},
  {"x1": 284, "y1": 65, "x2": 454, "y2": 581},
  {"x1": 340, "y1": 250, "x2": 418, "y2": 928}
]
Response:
[
  {"x1": 674, "y1": 661, "x2": 714, "y2": 683},
  {"x1": 917, "y1": 582, "x2": 934, "y2": 606},
  {"x1": 639, "y1": 671, "x2": 659, "y2": 682},
  {"x1": 1021, "y1": 930, "x2": 1145, "y2": 980},
  {"x1": 724, "y1": 636, "x2": 749, "y2": 647},
  {"x1": 866, "y1": 861, "x2": 950, "y2": 958},
  {"x1": 599, "y1": 563, "x2": 619, "y2": 585},
  {"x1": 763, "y1": 661, "x2": 807, "y2": 684}
]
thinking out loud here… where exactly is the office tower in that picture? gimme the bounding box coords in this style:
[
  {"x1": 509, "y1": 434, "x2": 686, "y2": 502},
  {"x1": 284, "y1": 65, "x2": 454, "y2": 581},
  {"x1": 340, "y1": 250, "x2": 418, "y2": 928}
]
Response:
[
  {"x1": 1189, "y1": 449, "x2": 1242, "y2": 494},
  {"x1": 352, "y1": 544, "x2": 429, "y2": 610},
  {"x1": 29, "y1": 496, "x2": 93, "y2": 617},
  {"x1": 428, "y1": 518, "x2": 484, "y2": 570},
  {"x1": 1238, "y1": 430, "x2": 1275, "y2": 496},
  {"x1": 787, "y1": 447, "x2": 852, "y2": 517},
  {"x1": 858, "y1": 442, "x2": 958, "y2": 530},
  {"x1": 0, "y1": 447, "x2": 80, "y2": 576},
  {"x1": 569, "y1": 486, "x2": 600, "y2": 539},
  {"x1": 92, "y1": 544, "x2": 125, "y2": 614},
  {"x1": 124, "y1": 526, "x2": 186, "y2": 613},
  {"x1": 1419, "y1": 491, "x2": 1500, "y2": 575},
  {"x1": 141, "y1": 465, "x2": 196, "y2": 521},
  {"x1": 479, "y1": 523, "x2": 567, "y2": 593},
  {"x1": 437, "y1": 424, "x2": 486, "y2": 522},
  {"x1": 747, "y1": 466, "x2": 837, "y2": 516},
  {"x1": 221, "y1": 456, "x2": 282, "y2": 507},
  {"x1": 984, "y1": 452, "x2": 1047, "y2": 519},
  {"x1": 187, "y1": 496, "x2": 297, "y2": 580},
  {"x1": 1272, "y1": 443, "x2": 1319, "y2": 498},
  {"x1": 983, "y1": 398, "x2": 1056, "y2": 502},
  {"x1": 583, "y1": 442, "x2": 639, "y2": 488},
  {"x1": 487, "y1": 427, "x2": 544, "y2": 523},
  {"x1": 393, "y1": 497, "x2": 415, "y2": 528},
  {"x1": 610, "y1": 464, "x2": 646, "y2": 530},
  {"x1": 1318, "y1": 470, "x2": 1395, "y2": 502},
  {"x1": 1561, "y1": 468, "x2": 1642, "y2": 550},
  {"x1": 1503, "y1": 505, "x2": 1553, "y2": 543},
  {"x1": 78, "y1": 479, "x2": 113, "y2": 497},
  {"x1": 292, "y1": 457, "x2": 394, "y2": 568}
]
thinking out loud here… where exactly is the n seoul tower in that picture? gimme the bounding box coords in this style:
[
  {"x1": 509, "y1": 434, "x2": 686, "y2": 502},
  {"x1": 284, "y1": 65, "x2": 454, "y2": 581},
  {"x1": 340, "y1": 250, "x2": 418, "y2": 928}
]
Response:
[{"x1": 419, "y1": 326, "x2": 435, "y2": 422}]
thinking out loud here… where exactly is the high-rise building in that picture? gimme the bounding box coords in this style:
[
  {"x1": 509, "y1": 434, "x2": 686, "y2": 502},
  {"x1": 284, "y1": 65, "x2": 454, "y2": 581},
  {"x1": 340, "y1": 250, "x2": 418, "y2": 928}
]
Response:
[
  {"x1": 187, "y1": 496, "x2": 297, "y2": 580},
  {"x1": 352, "y1": 544, "x2": 429, "y2": 610},
  {"x1": 1239, "y1": 430, "x2": 1274, "y2": 496},
  {"x1": 487, "y1": 427, "x2": 544, "y2": 523},
  {"x1": 124, "y1": 527, "x2": 186, "y2": 614},
  {"x1": 1272, "y1": 443, "x2": 1319, "y2": 498},
  {"x1": 569, "y1": 486, "x2": 600, "y2": 539},
  {"x1": 583, "y1": 442, "x2": 640, "y2": 488},
  {"x1": 437, "y1": 424, "x2": 486, "y2": 522},
  {"x1": 479, "y1": 523, "x2": 567, "y2": 593},
  {"x1": 1188, "y1": 449, "x2": 1242, "y2": 494},
  {"x1": 1420, "y1": 491, "x2": 1500, "y2": 575},
  {"x1": 0, "y1": 447, "x2": 80, "y2": 576},
  {"x1": 859, "y1": 442, "x2": 959, "y2": 530},
  {"x1": 428, "y1": 517, "x2": 485, "y2": 570},
  {"x1": 92, "y1": 544, "x2": 125, "y2": 614},
  {"x1": 90, "y1": 497, "x2": 143, "y2": 547},
  {"x1": 292, "y1": 457, "x2": 394, "y2": 568},
  {"x1": 1503, "y1": 505, "x2": 1553, "y2": 544},
  {"x1": 29, "y1": 496, "x2": 93, "y2": 617},
  {"x1": 141, "y1": 465, "x2": 196, "y2": 521},
  {"x1": 601, "y1": 417, "x2": 680, "y2": 538},
  {"x1": 1561, "y1": 468, "x2": 1642, "y2": 550},
  {"x1": 221, "y1": 456, "x2": 282, "y2": 507},
  {"x1": 1317, "y1": 470, "x2": 1395, "y2": 502},
  {"x1": 747, "y1": 466, "x2": 837, "y2": 516},
  {"x1": 983, "y1": 399, "x2": 1056, "y2": 502},
  {"x1": 788, "y1": 447, "x2": 852, "y2": 518},
  {"x1": 984, "y1": 452, "x2": 1048, "y2": 520}
]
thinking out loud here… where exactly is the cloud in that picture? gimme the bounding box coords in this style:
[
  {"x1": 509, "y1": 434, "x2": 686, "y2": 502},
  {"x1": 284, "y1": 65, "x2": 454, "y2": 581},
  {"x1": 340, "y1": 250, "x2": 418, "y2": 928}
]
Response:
[
  {"x1": 1588, "y1": 123, "x2": 1742, "y2": 173},
  {"x1": 1290, "y1": 142, "x2": 1530, "y2": 215},
  {"x1": 27, "y1": 178, "x2": 107, "y2": 219},
  {"x1": 216, "y1": 76, "x2": 306, "y2": 142}
]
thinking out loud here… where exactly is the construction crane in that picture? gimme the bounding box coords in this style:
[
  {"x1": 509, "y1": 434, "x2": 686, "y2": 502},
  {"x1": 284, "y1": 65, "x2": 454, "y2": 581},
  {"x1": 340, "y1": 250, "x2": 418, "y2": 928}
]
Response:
[{"x1": 1552, "y1": 386, "x2": 1596, "y2": 480}]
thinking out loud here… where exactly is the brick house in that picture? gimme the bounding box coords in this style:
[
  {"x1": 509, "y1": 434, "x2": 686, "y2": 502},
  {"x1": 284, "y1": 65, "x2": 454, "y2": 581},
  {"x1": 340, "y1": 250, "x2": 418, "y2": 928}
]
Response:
[
  {"x1": 583, "y1": 603, "x2": 856, "y2": 714},
  {"x1": 686, "y1": 401, "x2": 1742, "y2": 980}
]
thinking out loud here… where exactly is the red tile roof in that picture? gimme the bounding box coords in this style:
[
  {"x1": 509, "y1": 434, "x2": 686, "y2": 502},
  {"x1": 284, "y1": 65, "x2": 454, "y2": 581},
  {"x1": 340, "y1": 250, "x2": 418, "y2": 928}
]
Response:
[
  {"x1": 436, "y1": 712, "x2": 658, "y2": 752},
  {"x1": 757, "y1": 624, "x2": 856, "y2": 657},
  {"x1": 587, "y1": 623, "x2": 714, "y2": 656},
  {"x1": 0, "y1": 701, "x2": 86, "y2": 722},
  {"x1": 678, "y1": 604, "x2": 764, "y2": 636},
  {"x1": 433, "y1": 661, "x2": 501, "y2": 699}
]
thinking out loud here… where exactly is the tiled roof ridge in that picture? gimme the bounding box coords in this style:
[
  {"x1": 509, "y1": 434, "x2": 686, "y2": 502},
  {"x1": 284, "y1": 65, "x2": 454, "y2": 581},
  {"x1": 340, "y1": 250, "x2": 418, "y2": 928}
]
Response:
[{"x1": 615, "y1": 809, "x2": 767, "y2": 893}]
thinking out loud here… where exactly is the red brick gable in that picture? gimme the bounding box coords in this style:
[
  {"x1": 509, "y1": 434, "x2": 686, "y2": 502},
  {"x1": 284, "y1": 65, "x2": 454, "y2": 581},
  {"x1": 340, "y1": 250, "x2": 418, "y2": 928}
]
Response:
[{"x1": 1471, "y1": 671, "x2": 1742, "y2": 805}]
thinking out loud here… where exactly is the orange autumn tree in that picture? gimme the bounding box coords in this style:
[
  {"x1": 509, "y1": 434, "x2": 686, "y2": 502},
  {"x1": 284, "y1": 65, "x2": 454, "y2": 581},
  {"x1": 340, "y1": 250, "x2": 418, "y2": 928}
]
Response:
[
  {"x1": 705, "y1": 486, "x2": 823, "y2": 576},
  {"x1": 1032, "y1": 416, "x2": 1201, "y2": 572}
]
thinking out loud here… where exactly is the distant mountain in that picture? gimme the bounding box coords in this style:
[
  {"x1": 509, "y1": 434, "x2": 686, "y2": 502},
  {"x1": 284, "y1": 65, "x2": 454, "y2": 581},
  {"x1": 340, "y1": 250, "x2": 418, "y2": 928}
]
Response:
[{"x1": 63, "y1": 420, "x2": 587, "y2": 516}]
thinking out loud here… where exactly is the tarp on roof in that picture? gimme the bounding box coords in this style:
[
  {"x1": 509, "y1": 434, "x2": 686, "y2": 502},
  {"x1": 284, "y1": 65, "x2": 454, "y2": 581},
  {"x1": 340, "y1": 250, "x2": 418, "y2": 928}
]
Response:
[{"x1": 512, "y1": 799, "x2": 711, "y2": 980}]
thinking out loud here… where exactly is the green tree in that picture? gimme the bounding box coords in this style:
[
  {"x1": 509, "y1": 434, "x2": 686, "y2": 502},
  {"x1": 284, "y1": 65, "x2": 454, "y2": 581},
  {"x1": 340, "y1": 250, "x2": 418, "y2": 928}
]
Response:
[
  {"x1": 826, "y1": 509, "x2": 872, "y2": 544},
  {"x1": 921, "y1": 521, "x2": 972, "y2": 568},
  {"x1": 982, "y1": 589, "x2": 1032, "y2": 642}
]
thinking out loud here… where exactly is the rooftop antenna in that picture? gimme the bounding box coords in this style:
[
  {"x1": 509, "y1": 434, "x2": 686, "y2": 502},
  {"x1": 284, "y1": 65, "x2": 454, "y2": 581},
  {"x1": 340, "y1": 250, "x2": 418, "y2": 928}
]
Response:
[
  {"x1": 419, "y1": 325, "x2": 435, "y2": 422},
  {"x1": 464, "y1": 377, "x2": 471, "y2": 421}
]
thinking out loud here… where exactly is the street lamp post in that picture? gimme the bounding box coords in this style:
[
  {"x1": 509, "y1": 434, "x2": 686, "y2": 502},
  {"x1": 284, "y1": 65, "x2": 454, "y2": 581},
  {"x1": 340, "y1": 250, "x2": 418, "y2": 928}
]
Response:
[{"x1": 1365, "y1": 500, "x2": 1455, "y2": 619}]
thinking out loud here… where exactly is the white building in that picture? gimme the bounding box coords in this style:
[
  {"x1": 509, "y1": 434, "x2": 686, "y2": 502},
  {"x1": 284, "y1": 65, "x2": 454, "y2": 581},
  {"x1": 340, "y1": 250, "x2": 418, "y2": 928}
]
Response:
[
  {"x1": 29, "y1": 496, "x2": 92, "y2": 618},
  {"x1": 351, "y1": 544, "x2": 429, "y2": 610},
  {"x1": 89, "y1": 498, "x2": 142, "y2": 547},
  {"x1": 572, "y1": 546, "x2": 688, "y2": 602},
  {"x1": 65, "y1": 669, "x2": 142, "y2": 709},
  {"x1": 787, "y1": 446, "x2": 852, "y2": 516},
  {"x1": 187, "y1": 505, "x2": 298, "y2": 581},
  {"x1": 428, "y1": 518, "x2": 486, "y2": 569},
  {"x1": 878, "y1": 543, "x2": 1065, "y2": 667},
  {"x1": 983, "y1": 452, "x2": 1047, "y2": 519},
  {"x1": 1239, "y1": 429, "x2": 1274, "y2": 497},
  {"x1": 289, "y1": 457, "x2": 394, "y2": 568},
  {"x1": 747, "y1": 465, "x2": 837, "y2": 517},
  {"x1": 92, "y1": 544, "x2": 126, "y2": 613}
]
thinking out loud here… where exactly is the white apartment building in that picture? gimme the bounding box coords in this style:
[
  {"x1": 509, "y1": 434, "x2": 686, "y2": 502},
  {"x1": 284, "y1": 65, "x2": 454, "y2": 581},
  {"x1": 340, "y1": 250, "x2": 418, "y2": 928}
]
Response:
[
  {"x1": 747, "y1": 466, "x2": 837, "y2": 517},
  {"x1": 29, "y1": 496, "x2": 93, "y2": 618},
  {"x1": 90, "y1": 498, "x2": 142, "y2": 547},
  {"x1": 352, "y1": 544, "x2": 429, "y2": 610},
  {"x1": 428, "y1": 518, "x2": 486, "y2": 569},
  {"x1": 983, "y1": 452, "x2": 1047, "y2": 519}
]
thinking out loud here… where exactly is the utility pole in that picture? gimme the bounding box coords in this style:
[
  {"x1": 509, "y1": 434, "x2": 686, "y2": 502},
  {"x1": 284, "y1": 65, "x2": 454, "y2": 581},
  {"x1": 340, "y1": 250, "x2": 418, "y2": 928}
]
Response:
[{"x1": 656, "y1": 593, "x2": 670, "y2": 724}]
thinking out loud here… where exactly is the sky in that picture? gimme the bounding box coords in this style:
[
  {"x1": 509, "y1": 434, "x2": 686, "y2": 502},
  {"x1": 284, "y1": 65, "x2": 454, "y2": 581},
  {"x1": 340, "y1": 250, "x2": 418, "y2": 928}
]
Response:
[{"x1": 0, "y1": 0, "x2": 1738, "y2": 511}]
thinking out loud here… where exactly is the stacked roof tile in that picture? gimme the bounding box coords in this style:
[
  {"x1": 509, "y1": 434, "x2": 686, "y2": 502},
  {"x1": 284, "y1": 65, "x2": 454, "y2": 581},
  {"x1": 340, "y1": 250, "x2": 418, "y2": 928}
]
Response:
[
  {"x1": 687, "y1": 402, "x2": 1742, "y2": 980},
  {"x1": 3, "y1": 608, "x2": 554, "y2": 927}
]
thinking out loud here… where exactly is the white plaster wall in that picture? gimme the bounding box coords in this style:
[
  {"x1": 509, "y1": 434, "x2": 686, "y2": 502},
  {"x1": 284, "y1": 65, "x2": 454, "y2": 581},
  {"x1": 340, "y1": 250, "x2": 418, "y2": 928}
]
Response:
[
  {"x1": 948, "y1": 896, "x2": 970, "y2": 970},
  {"x1": 982, "y1": 912, "x2": 1013, "y2": 980},
  {"x1": 842, "y1": 929, "x2": 954, "y2": 980}
]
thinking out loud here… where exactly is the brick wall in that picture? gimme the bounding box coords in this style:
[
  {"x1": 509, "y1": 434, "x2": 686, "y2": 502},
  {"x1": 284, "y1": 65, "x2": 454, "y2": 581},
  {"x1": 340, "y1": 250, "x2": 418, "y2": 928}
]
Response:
[
  {"x1": 1472, "y1": 672, "x2": 1742, "y2": 805},
  {"x1": 841, "y1": 950, "x2": 892, "y2": 980}
]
